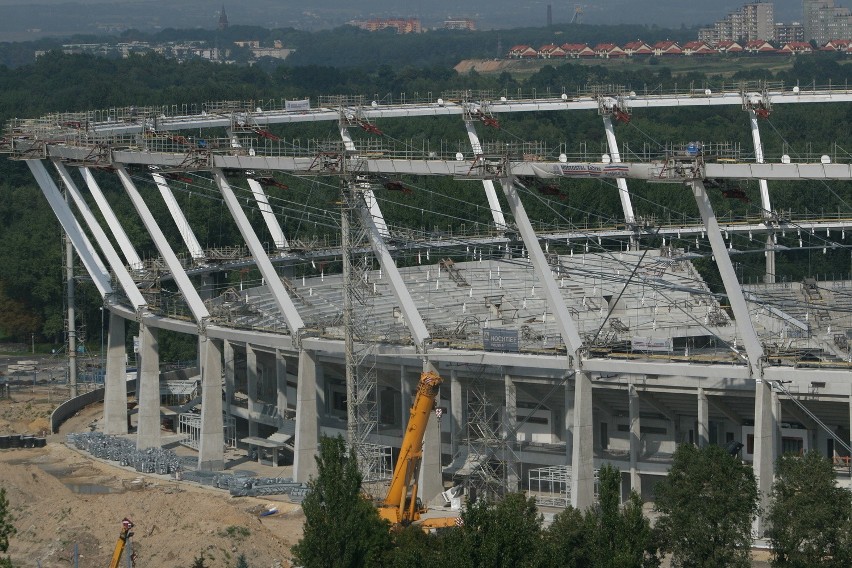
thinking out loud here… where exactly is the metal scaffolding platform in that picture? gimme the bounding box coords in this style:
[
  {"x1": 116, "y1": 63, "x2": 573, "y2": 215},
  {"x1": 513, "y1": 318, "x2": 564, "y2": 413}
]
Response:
[
  {"x1": 528, "y1": 465, "x2": 601, "y2": 508},
  {"x1": 178, "y1": 413, "x2": 236, "y2": 450}
]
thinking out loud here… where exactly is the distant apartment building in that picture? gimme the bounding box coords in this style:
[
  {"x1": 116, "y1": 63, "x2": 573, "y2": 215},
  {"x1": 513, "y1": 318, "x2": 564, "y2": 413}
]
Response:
[
  {"x1": 444, "y1": 18, "x2": 476, "y2": 31},
  {"x1": 804, "y1": 0, "x2": 852, "y2": 43},
  {"x1": 350, "y1": 18, "x2": 422, "y2": 34},
  {"x1": 774, "y1": 22, "x2": 805, "y2": 44},
  {"x1": 698, "y1": 1, "x2": 774, "y2": 44}
]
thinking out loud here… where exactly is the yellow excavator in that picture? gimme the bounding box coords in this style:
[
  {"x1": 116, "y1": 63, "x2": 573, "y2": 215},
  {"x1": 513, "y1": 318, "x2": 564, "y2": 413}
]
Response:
[
  {"x1": 108, "y1": 518, "x2": 135, "y2": 568},
  {"x1": 376, "y1": 371, "x2": 460, "y2": 530}
]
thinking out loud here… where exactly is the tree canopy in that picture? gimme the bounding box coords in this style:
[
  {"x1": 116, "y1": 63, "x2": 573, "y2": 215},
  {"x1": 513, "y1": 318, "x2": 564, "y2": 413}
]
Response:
[
  {"x1": 654, "y1": 444, "x2": 759, "y2": 568},
  {"x1": 767, "y1": 451, "x2": 852, "y2": 567},
  {"x1": 291, "y1": 436, "x2": 391, "y2": 568}
]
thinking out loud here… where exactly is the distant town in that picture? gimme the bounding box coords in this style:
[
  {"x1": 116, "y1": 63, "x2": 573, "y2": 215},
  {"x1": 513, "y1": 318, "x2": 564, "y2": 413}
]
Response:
[
  {"x1": 509, "y1": 1, "x2": 852, "y2": 61},
  {"x1": 31, "y1": 1, "x2": 852, "y2": 66}
]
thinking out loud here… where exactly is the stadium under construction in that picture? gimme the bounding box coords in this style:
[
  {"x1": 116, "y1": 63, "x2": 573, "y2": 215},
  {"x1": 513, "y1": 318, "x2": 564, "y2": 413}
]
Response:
[{"x1": 6, "y1": 82, "x2": 852, "y2": 531}]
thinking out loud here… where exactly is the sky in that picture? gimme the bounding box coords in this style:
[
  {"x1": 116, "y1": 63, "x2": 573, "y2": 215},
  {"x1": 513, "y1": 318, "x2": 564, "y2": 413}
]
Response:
[{"x1": 0, "y1": 1, "x2": 811, "y2": 41}]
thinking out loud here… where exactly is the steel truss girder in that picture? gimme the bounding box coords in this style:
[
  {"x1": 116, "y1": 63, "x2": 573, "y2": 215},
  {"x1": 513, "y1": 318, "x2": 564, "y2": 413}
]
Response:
[
  {"x1": 26, "y1": 159, "x2": 113, "y2": 297},
  {"x1": 246, "y1": 177, "x2": 289, "y2": 250},
  {"x1": 464, "y1": 120, "x2": 507, "y2": 230},
  {"x1": 115, "y1": 164, "x2": 209, "y2": 322},
  {"x1": 213, "y1": 169, "x2": 304, "y2": 334},
  {"x1": 74, "y1": 88, "x2": 852, "y2": 137},
  {"x1": 79, "y1": 166, "x2": 143, "y2": 270},
  {"x1": 53, "y1": 161, "x2": 147, "y2": 309},
  {"x1": 499, "y1": 175, "x2": 583, "y2": 353},
  {"x1": 151, "y1": 173, "x2": 206, "y2": 261},
  {"x1": 339, "y1": 123, "x2": 389, "y2": 238},
  {"x1": 691, "y1": 180, "x2": 764, "y2": 367},
  {"x1": 38, "y1": 144, "x2": 852, "y2": 182},
  {"x1": 602, "y1": 115, "x2": 636, "y2": 225},
  {"x1": 356, "y1": 190, "x2": 430, "y2": 349}
]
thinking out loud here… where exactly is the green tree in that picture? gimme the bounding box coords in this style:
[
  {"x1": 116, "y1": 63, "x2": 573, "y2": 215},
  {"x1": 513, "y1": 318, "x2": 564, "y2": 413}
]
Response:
[
  {"x1": 539, "y1": 505, "x2": 592, "y2": 567},
  {"x1": 382, "y1": 525, "x2": 441, "y2": 568},
  {"x1": 440, "y1": 492, "x2": 542, "y2": 568},
  {"x1": 593, "y1": 464, "x2": 658, "y2": 568},
  {"x1": 0, "y1": 488, "x2": 15, "y2": 568},
  {"x1": 291, "y1": 436, "x2": 391, "y2": 568},
  {"x1": 234, "y1": 553, "x2": 249, "y2": 568},
  {"x1": 654, "y1": 444, "x2": 758, "y2": 568},
  {"x1": 539, "y1": 464, "x2": 658, "y2": 568},
  {"x1": 767, "y1": 451, "x2": 852, "y2": 567}
]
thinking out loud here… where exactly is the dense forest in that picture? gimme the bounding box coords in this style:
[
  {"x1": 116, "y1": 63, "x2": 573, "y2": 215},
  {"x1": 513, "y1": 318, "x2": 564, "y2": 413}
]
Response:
[{"x1": 1, "y1": 45, "x2": 851, "y2": 357}]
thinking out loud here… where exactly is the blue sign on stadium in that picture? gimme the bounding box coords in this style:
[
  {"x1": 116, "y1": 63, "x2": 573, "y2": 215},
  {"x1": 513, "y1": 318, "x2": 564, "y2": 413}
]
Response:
[{"x1": 483, "y1": 328, "x2": 519, "y2": 352}]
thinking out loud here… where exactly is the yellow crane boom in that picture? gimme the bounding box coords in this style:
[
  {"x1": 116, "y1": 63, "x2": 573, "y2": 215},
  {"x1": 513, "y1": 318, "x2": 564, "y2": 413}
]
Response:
[
  {"x1": 108, "y1": 518, "x2": 134, "y2": 568},
  {"x1": 378, "y1": 371, "x2": 443, "y2": 526}
]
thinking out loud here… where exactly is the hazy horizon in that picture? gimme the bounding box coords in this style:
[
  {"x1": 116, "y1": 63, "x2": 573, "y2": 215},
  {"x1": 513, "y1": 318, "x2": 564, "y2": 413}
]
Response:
[{"x1": 0, "y1": 1, "x2": 809, "y2": 42}]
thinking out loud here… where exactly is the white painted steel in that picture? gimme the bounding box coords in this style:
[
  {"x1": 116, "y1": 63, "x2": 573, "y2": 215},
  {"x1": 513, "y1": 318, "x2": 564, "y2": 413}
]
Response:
[
  {"x1": 246, "y1": 177, "x2": 289, "y2": 250},
  {"x1": 26, "y1": 160, "x2": 112, "y2": 297},
  {"x1": 465, "y1": 120, "x2": 507, "y2": 230},
  {"x1": 79, "y1": 167, "x2": 143, "y2": 270},
  {"x1": 151, "y1": 173, "x2": 206, "y2": 260},
  {"x1": 213, "y1": 169, "x2": 304, "y2": 333},
  {"x1": 53, "y1": 161, "x2": 147, "y2": 309},
  {"x1": 115, "y1": 165, "x2": 210, "y2": 322}
]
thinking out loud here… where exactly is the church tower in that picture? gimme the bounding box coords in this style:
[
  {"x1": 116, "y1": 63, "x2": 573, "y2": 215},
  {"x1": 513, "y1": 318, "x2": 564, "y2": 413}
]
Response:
[{"x1": 218, "y1": 5, "x2": 229, "y2": 31}]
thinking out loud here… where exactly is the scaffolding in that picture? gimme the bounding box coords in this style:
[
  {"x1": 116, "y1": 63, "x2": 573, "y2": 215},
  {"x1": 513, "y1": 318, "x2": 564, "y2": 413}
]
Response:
[
  {"x1": 528, "y1": 466, "x2": 572, "y2": 507},
  {"x1": 527, "y1": 466, "x2": 601, "y2": 508},
  {"x1": 161, "y1": 379, "x2": 199, "y2": 407},
  {"x1": 341, "y1": 169, "x2": 386, "y2": 484},
  {"x1": 358, "y1": 443, "x2": 394, "y2": 497},
  {"x1": 453, "y1": 364, "x2": 512, "y2": 501},
  {"x1": 178, "y1": 413, "x2": 236, "y2": 450}
]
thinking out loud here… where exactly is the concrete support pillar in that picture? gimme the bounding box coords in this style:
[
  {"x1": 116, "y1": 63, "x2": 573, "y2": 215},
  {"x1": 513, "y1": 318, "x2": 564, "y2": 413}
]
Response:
[
  {"x1": 294, "y1": 349, "x2": 322, "y2": 483},
  {"x1": 103, "y1": 312, "x2": 128, "y2": 435},
  {"x1": 628, "y1": 384, "x2": 640, "y2": 494},
  {"x1": 450, "y1": 369, "x2": 463, "y2": 458},
  {"x1": 198, "y1": 338, "x2": 224, "y2": 471},
  {"x1": 564, "y1": 382, "x2": 574, "y2": 460},
  {"x1": 136, "y1": 324, "x2": 161, "y2": 450},
  {"x1": 753, "y1": 380, "x2": 776, "y2": 536},
  {"x1": 571, "y1": 370, "x2": 595, "y2": 509},
  {"x1": 246, "y1": 344, "x2": 258, "y2": 437},
  {"x1": 504, "y1": 374, "x2": 519, "y2": 492},
  {"x1": 275, "y1": 349, "x2": 288, "y2": 425},
  {"x1": 697, "y1": 387, "x2": 709, "y2": 448},
  {"x1": 773, "y1": 389, "x2": 783, "y2": 464},
  {"x1": 419, "y1": 360, "x2": 443, "y2": 504},
  {"x1": 848, "y1": 384, "x2": 852, "y2": 458},
  {"x1": 223, "y1": 340, "x2": 234, "y2": 422}
]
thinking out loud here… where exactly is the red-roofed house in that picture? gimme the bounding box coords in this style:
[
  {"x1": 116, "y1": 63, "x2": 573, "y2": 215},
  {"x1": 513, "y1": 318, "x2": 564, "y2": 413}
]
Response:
[
  {"x1": 538, "y1": 43, "x2": 566, "y2": 58},
  {"x1": 593, "y1": 43, "x2": 628, "y2": 58},
  {"x1": 561, "y1": 43, "x2": 596, "y2": 58},
  {"x1": 622, "y1": 40, "x2": 653, "y2": 57},
  {"x1": 653, "y1": 40, "x2": 682, "y2": 56},
  {"x1": 682, "y1": 41, "x2": 717, "y2": 56},
  {"x1": 716, "y1": 40, "x2": 744, "y2": 54},
  {"x1": 508, "y1": 45, "x2": 538, "y2": 58},
  {"x1": 744, "y1": 40, "x2": 777, "y2": 54},
  {"x1": 778, "y1": 41, "x2": 813, "y2": 55},
  {"x1": 822, "y1": 39, "x2": 852, "y2": 52}
]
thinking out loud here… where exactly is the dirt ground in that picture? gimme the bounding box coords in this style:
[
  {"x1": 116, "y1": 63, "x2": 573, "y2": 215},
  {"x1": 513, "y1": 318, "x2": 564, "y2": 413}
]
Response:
[
  {"x1": 0, "y1": 381, "x2": 304, "y2": 568},
  {"x1": 0, "y1": 366, "x2": 773, "y2": 568}
]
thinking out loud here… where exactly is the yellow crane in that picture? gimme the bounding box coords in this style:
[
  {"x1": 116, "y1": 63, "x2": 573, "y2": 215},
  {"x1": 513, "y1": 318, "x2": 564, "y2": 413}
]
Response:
[
  {"x1": 376, "y1": 371, "x2": 459, "y2": 530},
  {"x1": 107, "y1": 518, "x2": 134, "y2": 568}
]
